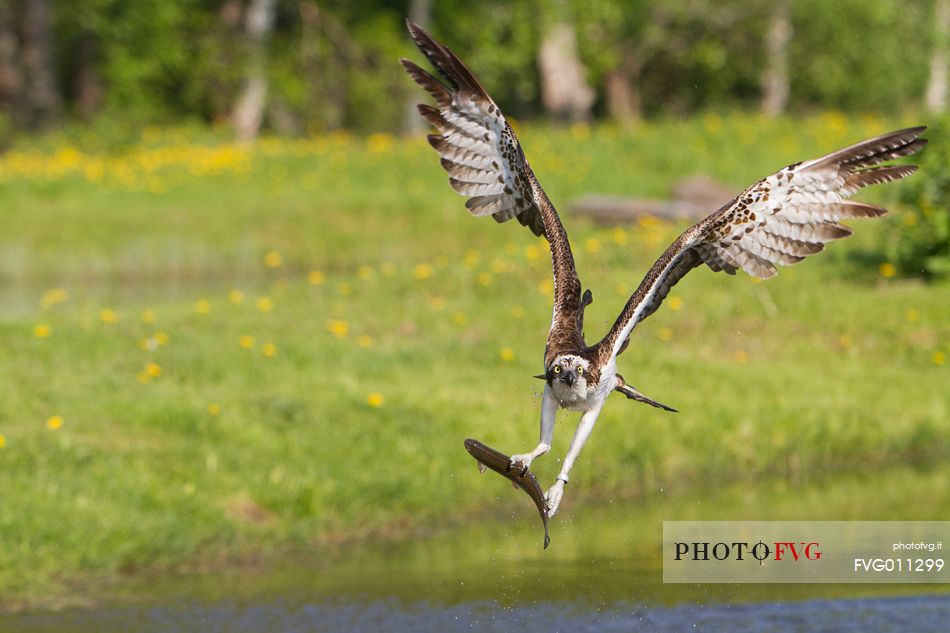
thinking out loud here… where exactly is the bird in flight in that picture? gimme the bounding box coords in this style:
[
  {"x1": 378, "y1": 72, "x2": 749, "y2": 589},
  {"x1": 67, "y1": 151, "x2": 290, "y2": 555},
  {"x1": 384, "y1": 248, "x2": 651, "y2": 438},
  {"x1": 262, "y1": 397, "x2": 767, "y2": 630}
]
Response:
[{"x1": 401, "y1": 20, "x2": 925, "y2": 518}]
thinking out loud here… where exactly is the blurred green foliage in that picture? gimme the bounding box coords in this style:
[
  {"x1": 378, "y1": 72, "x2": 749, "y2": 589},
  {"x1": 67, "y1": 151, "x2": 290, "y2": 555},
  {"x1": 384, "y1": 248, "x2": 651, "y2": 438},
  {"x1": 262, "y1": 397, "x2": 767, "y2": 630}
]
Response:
[
  {"x1": 0, "y1": 0, "x2": 941, "y2": 135},
  {"x1": 886, "y1": 118, "x2": 950, "y2": 278}
]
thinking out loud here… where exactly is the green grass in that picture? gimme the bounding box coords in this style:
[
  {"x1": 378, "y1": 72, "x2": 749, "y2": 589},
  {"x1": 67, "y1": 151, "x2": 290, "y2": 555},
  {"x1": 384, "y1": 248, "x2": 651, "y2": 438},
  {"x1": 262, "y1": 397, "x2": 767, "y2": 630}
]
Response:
[{"x1": 0, "y1": 113, "x2": 947, "y2": 607}]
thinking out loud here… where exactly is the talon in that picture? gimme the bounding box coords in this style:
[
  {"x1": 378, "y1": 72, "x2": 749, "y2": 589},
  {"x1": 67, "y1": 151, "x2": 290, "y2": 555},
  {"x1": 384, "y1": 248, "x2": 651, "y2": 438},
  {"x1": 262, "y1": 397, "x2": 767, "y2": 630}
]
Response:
[
  {"x1": 507, "y1": 453, "x2": 532, "y2": 476},
  {"x1": 544, "y1": 481, "x2": 565, "y2": 518}
]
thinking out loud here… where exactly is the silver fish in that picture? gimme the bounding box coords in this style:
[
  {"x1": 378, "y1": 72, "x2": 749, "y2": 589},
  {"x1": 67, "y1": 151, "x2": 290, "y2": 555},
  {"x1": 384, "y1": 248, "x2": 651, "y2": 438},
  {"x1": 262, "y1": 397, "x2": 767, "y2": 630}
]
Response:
[{"x1": 464, "y1": 438, "x2": 550, "y2": 549}]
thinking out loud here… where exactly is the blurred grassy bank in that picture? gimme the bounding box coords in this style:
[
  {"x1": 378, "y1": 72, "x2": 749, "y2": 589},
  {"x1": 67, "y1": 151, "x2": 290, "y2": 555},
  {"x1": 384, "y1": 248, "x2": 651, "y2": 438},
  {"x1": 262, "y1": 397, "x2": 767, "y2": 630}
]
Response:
[{"x1": 0, "y1": 113, "x2": 947, "y2": 607}]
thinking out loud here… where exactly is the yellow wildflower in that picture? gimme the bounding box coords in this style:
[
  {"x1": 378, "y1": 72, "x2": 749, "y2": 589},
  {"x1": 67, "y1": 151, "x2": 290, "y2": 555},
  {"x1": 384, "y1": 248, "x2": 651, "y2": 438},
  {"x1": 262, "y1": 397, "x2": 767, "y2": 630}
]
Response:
[
  {"x1": 264, "y1": 251, "x2": 283, "y2": 268},
  {"x1": 451, "y1": 311, "x2": 467, "y2": 326},
  {"x1": 658, "y1": 327, "x2": 673, "y2": 342},
  {"x1": 207, "y1": 403, "x2": 222, "y2": 416},
  {"x1": 934, "y1": 351, "x2": 946, "y2": 366},
  {"x1": 367, "y1": 132, "x2": 394, "y2": 153},
  {"x1": 703, "y1": 112, "x2": 723, "y2": 134},
  {"x1": 40, "y1": 288, "x2": 69, "y2": 308},
  {"x1": 584, "y1": 238, "x2": 601, "y2": 254},
  {"x1": 33, "y1": 324, "x2": 51, "y2": 338},
  {"x1": 906, "y1": 309, "x2": 919, "y2": 323},
  {"x1": 136, "y1": 371, "x2": 151, "y2": 385},
  {"x1": 476, "y1": 272, "x2": 493, "y2": 287},
  {"x1": 46, "y1": 415, "x2": 63, "y2": 430},
  {"x1": 229, "y1": 290, "x2": 245, "y2": 304},
  {"x1": 499, "y1": 347, "x2": 514, "y2": 362},
  {"x1": 367, "y1": 392, "x2": 385, "y2": 408},
  {"x1": 0, "y1": 433, "x2": 5, "y2": 448},
  {"x1": 141, "y1": 309, "x2": 156, "y2": 324},
  {"x1": 412, "y1": 263, "x2": 433, "y2": 280},
  {"x1": 256, "y1": 297, "x2": 273, "y2": 312},
  {"x1": 879, "y1": 262, "x2": 897, "y2": 278},
  {"x1": 464, "y1": 250, "x2": 480, "y2": 268},
  {"x1": 537, "y1": 278, "x2": 553, "y2": 297},
  {"x1": 357, "y1": 264, "x2": 374, "y2": 279},
  {"x1": 153, "y1": 331, "x2": 170, "y2": 345},
  {"x1": 99, "y1": 308, "x2": 118, "y2": 324},
  {"x1": 261, "y1": 342, "x2": 278, "y2": 357},
  {"x1": 357, "y1": 335, "x2": 375, "y2": 348},
  {"x1": 668, "y1": 296, "x2": 683, "y2": 311},
  {"x1": 195, "y1": 299, "x2": 211, "y2": 314},
  {"x1": 308, "y1": 270, "x2": 327, "y2": 285},
  {"x1": 239, "y1": 335, "x2": 255, "y2": 349},
  {"x1": 146, "y1": 362, "x2": 161, "y2": 377},
  {"x1": 734, "y1": 350, "x2": 750, "y2": 364},
  {"x1": 327, "y1": 320, "x2": 348, "y2": 338}
]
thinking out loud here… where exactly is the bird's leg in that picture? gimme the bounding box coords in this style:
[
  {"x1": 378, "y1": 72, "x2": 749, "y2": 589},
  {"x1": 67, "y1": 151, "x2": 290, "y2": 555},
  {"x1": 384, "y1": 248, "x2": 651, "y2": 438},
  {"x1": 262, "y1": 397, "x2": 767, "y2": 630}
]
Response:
[
  {"x1": 545, "y1": 403, "x2": 603, "y2": 517},
  {"x1": 508, "y1": 385, "x2": 557, "y2": 475}
]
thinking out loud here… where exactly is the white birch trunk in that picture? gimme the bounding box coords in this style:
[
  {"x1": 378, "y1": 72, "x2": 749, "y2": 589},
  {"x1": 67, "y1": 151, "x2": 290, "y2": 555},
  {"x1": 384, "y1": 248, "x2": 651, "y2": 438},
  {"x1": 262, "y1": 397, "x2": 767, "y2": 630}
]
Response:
[
  {"x1": 233, "y1": 0, "x2": 277, "y2": 141},
  {"x1": 926, "y1": 0, "x2": 950, "y2": 113},
  {"x1": 537, "y1": 22, "x2": 594, "y2": 122},
  {"x1": 761, "y1": 0, "x2": 791, "y2": 117}
]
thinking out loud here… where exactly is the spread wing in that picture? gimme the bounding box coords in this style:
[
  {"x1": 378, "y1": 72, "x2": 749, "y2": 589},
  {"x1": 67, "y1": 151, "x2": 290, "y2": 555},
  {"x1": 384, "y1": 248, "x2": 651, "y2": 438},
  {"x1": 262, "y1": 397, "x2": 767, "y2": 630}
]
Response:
[
  {"x1": 401, "y1": 20, "x2": 586, "y2": 360},
  {"x1": 594, "y1": 126, "x2": 927, "y2": 361}
]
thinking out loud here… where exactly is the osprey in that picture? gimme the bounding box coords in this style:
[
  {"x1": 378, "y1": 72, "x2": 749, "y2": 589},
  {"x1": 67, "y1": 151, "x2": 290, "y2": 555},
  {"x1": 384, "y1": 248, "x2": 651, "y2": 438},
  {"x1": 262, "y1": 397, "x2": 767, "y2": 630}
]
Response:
[{"x1": 401, "y1": 20, "x2": 925, "y2": 517}]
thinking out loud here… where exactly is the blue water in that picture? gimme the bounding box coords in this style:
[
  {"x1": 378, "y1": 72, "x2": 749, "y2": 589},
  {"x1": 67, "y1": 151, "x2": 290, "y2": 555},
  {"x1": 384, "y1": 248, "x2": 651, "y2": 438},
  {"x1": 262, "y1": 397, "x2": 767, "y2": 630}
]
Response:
[{"x1": 4, "y1": 595, "x2": 947, "y2": 633}]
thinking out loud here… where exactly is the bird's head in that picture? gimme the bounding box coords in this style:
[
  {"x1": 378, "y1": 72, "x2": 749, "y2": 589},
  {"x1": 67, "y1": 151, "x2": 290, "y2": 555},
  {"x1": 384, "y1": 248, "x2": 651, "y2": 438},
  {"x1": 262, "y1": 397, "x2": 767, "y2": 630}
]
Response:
[{"x1": 546, "y1": 354, "x2": 591, "y2": 391}]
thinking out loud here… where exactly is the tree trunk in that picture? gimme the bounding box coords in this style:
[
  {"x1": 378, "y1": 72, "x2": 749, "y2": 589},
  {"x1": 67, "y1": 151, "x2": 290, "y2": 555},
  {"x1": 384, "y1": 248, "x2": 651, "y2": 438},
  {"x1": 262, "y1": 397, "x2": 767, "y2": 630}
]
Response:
[
  {"x1": 760, "y1": 0, "x2": 791, "y2": 117},
  {"x1": 73, "y1": 32, "x2": 103, "y2": 120},
  {"x1": 21, "y1": 0, "x2": 60, "y2": 129},
  {"x1": 0, "y1": 0, "x2": 21, "y2": 116},
  {"x1": 537, "y1": 22, "x2": 594, "y2": 122},
  {"x1": 232, "y1": 0, "x2": 277, "y2": 141},
  {"x1": 605, "y1": 50, "x2": 642, "y2": 127},
  {"x1": 926, "y1": 0, "x2": 950, "y2": 113}
]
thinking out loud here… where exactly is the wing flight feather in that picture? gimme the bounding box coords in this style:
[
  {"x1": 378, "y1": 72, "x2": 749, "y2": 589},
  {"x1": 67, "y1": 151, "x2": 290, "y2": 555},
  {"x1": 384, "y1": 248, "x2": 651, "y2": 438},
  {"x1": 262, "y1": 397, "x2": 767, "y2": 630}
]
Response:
[
  {"x1": 402, "y1": 20, "x2": 586, "y2": 359},
  {"x1": 595, "y1": 126, "x2": 926, "y2": 361}
]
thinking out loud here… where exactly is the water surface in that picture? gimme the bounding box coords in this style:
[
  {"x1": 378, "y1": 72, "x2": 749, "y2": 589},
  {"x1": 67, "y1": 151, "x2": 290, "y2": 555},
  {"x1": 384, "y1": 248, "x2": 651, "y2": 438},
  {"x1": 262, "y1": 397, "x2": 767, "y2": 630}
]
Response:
[{"x1": 2, "y1": 464, "x2": 946, "y2": 632}]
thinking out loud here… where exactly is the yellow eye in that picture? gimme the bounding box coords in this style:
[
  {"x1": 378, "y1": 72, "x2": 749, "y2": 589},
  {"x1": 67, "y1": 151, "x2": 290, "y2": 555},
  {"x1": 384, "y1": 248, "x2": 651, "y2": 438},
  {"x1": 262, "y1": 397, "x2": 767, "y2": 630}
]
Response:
[
  {"x1": 553, "y1": 365, "x2": 561, "y2": 374},
  {"x1": 577, "y1": 367, "x2": 584, "y2": 375}
]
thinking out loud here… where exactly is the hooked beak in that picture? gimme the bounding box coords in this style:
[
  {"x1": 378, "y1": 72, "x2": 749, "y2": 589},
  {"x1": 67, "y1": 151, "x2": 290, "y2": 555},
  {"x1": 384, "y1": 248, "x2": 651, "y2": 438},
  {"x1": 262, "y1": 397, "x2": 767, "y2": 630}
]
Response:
[{"x1": 560, "y1": 370, "x2": 576, "y2": 387}]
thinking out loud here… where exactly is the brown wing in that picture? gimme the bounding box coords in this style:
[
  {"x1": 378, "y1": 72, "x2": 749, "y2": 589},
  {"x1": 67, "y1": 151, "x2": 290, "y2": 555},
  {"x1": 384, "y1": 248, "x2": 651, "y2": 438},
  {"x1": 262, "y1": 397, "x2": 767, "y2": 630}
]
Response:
[
  {"x1": 594, "y1": 126, "x2": 927, "y2": 362},
  {"x1": 402, "y1": 20, "x2": 585, "y2": 359}
]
